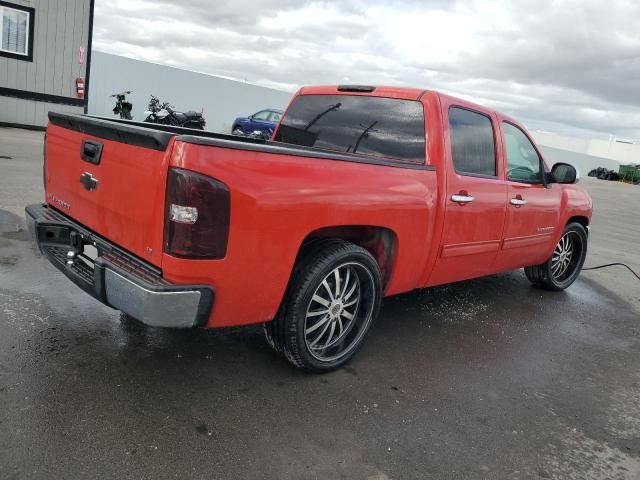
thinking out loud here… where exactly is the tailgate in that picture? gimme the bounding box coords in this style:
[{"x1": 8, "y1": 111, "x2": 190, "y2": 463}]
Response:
[{"x1": 44, "y1": 113, "x2": 176, "y2": 268}]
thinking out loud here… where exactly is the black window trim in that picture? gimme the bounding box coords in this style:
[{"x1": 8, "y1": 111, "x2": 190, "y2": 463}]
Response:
[
  {"x1": 502, "y1": 120, "x2": 547, "y2": 186},
  {"x1": 0, "y1": 0, "x2": 35, "y2": 62},
  {"x1": 448, "y1": 105, "x2": 500, "y2": 180}
]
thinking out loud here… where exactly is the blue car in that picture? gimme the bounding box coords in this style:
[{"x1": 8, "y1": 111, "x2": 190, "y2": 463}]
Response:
[{"x1": 231, "y1": 109, "x2": 283, "y2": 138}]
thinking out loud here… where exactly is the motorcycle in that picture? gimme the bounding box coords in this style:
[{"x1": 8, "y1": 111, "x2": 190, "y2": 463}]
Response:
[
  {"x1": 588, "y1": 167, "x2": 620, "y2": 181},
  {"x1": 111, "y1": 91, "x2": 133, "y2": 120},
  {"x1": 144, "y1": 95, "x2": 206, "y2": 130}
]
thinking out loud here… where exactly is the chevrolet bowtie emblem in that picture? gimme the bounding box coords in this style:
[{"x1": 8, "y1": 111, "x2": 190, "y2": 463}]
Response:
[{"x1": 80, "y1": 172, "x2": 99, "y2": 191}]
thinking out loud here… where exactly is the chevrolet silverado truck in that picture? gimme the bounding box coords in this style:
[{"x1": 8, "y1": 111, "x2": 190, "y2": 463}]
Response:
[{"x1": 26, "y1": 85, "x2": 592, "y2": 372}]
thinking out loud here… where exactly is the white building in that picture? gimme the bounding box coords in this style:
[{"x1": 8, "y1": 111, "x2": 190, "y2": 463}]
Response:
[
  {"x1": 532, "y1": 131, "x2": 639, "y2": 163},
  {"x1": 0, "y1": 0, "x2": 94, "y2": 128}
]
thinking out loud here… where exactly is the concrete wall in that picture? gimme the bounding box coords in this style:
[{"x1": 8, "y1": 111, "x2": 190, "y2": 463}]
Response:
[
  {"x1": 532, "y1": 130, "x2": 640, "y2": 165},
  {"x1": 539, "y1": 146, "x2": 623, "y2": 175},
  {"x1": 88, "y1": 51, "x2": 293, "y2": 134},
  {"x1": 0, "y1": 0, "x2": 92, "y2": 127}
]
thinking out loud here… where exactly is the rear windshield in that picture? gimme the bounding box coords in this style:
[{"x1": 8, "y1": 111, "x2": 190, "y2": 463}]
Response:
[{"x1": 273, "y1": 94, "x2": 426, "y2": 163}]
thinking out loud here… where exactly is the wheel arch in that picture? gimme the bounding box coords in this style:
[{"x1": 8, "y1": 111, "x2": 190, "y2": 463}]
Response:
[
  {"x1": 297, "y1": 225, "x2": 398, "y2": 287},
  {"x1": 566, "y1": 215, "x2": 590, "y2": 229}
]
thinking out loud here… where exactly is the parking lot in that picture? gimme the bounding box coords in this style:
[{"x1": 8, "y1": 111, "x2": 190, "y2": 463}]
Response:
[{"x1": 1, "y1": 127, "x2": 639, "y2": 479}]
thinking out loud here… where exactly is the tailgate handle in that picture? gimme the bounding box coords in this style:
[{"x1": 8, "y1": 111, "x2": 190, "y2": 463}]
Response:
[{"x1": 80, "y1": 139, "x2": 103, "y2": 165}]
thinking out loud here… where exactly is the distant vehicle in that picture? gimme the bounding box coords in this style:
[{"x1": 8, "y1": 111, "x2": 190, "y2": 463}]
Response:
[
  {"x1": 231, "y1": 109, "x2": 283, "y2": 138},
  {"x1": 144, "y1": 95, "x2": 206, "y2": 130},
  {"x1": 111, "y1": 91, "x2": 133, "y2": 120}
]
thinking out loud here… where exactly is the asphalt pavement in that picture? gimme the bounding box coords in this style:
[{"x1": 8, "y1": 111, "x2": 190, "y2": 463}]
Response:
[{"x1": 1, "y1": 127, "x2": 639, "y2": 480}]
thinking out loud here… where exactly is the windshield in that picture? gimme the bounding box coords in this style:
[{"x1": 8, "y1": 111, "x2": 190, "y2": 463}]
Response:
[{"x1": 274, "y1": 94, "x2": 426, "y2": 163}]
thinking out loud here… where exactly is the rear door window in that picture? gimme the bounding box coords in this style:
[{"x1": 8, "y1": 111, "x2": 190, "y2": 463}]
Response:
[
  {"x1": 274, "y1": 94, "x2": 425, "y2": 163},
  {"x1": 448, "y1": 107, "x2": 497, "y2": 177}
]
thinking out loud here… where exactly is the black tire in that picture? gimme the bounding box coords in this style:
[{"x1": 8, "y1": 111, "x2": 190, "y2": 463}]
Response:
[
  {"x1": 232, "y1": 127, "x2": 244, "y2": 136},
  {"x1": 264, "y1": 239, "x2": 383, "y2": 372},
  {"x1": 524, "y1": 222, "x2": 588, "y2": 291}
]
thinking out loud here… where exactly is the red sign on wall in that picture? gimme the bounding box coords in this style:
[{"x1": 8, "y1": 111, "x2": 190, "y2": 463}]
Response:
[{"x1": 76, "y1": 78, "x2": 85, "y2": 99}]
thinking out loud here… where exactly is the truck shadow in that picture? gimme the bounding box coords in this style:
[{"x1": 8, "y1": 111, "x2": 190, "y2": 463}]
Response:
[
  {"x1": 109, "y1": 272, "x2": 524, "y2": 372},
  {"x1": 102, "y1": 268, "x2": 608, "y2": 379}
]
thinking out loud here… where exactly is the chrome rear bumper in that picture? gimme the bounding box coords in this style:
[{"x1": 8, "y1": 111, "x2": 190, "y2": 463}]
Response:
[{"x1": 25, "y1": 204, "x2": 213, "y2": 328}]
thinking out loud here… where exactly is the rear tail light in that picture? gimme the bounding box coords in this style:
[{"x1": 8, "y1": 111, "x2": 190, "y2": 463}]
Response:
[{"x1": 164, "y1": 168, "x2": 230, "y2": 259}]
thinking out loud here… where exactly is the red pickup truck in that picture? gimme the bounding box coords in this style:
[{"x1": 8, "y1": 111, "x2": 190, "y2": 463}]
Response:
[{"x1": 26, "y1": 85, "x2": 592, "y2": 372}]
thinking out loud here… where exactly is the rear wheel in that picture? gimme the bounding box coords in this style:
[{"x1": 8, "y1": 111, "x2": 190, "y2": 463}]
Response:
[
  {"x1": 265, "y1": 240, "x2": 382, "y2": 372},
  {"x1": 524, "y1": 222, "x2": 588, "y2": 290}
]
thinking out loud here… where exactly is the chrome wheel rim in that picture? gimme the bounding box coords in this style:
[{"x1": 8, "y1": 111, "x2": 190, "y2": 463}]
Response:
[
  {"x1": 304, "y1": 262, "x2": 375, "y2": 362},
  {"x1": 551, "y1": 232, "x2": 580, "y2": 281}
]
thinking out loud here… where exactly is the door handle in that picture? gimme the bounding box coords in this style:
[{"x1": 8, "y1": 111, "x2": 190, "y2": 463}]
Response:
[
  {"x1": 451, "y1": 194, "x2": 474, "y2": 204},
  {"x1": 510, "y1": 198, "x2": 527, "y2": 206}
]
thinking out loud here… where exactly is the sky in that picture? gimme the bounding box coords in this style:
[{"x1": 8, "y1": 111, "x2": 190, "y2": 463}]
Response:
[{"x1": 93, "y1": 0, "x2": 640, "y2": 140}]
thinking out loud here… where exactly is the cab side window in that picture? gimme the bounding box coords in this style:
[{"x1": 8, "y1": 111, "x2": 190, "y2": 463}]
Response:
[
  {"x1": 503, "y1": 122, "x2": 542, "y2": 183},
  {"x1": 449, "y1": 107, "x2": 496, "y2": 177}
]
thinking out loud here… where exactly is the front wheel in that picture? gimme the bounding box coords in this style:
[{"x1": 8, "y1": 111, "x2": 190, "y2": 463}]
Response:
[
  {"x1": 232, "y1": 126, "x2": 244, "y2": 136},
  {"x1": 265, "y1": 239, "x2": 382, "y2": 372},
  {"x1": 524, "y1": 222, "x2": 588, "y2": 290}
]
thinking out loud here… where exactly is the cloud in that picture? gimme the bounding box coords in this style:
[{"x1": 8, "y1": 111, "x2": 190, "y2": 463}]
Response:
[{"x1": 93, "y1": 0, "x2": 640, "y2": 138}]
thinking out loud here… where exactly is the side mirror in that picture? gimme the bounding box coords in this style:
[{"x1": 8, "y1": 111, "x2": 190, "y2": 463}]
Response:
[
  {"x1": 247, "y1": 115, "x2": 254, "y2": 120},
  {"x1": 551, "y1": 162, "x2": 579, "y2": 184}
]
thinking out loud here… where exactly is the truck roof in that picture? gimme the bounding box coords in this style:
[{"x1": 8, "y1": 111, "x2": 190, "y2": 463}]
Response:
[{"x1": 299, "y1": 85, "x2": 427, "y2": 101}]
